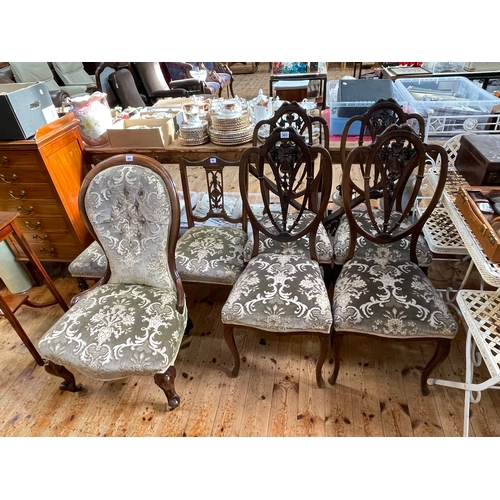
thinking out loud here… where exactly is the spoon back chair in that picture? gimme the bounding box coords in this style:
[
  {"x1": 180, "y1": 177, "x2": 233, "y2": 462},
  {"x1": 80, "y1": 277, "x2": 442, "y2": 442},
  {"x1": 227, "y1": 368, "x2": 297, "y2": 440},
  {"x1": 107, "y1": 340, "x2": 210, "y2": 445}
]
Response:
[
  {"x1": 38, "y1": 154, "x2": 188, "y2": 410},
  {"x1": 330, "y1": 124, "x2": 459, "y2": 395},
  {"x1": 221, "y1": 127, "x2": 333, "y2": 387}
]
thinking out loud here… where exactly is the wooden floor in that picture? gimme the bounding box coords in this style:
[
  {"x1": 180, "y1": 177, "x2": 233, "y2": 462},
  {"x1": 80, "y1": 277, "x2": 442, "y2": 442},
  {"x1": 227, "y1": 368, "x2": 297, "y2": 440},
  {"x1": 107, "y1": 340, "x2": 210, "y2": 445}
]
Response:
[{"x1": 1, "y1": 64, "x2": 500, "y2": 438}]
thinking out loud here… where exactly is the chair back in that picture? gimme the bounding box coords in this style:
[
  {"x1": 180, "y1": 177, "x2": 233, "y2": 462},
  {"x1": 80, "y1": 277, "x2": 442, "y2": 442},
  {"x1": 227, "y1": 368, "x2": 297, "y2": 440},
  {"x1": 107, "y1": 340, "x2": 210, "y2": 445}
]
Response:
[
  {"x1": 240, "y1": 127, "x2": 332, "y2": 262},
  {"x1": 163, "y1": 62, "x2": 194, "y2": 81},
  {"x1": 95, "y1": 62, "x2": 119, "y2": 107},
  {"x1": 340, "y1": 98, "x2": 425, "y2": 168},
  {"x1": 133, "y1": 62, "x2": 171, "y2": 96},
  {"x1": 10, "y1": 61, "x2": 60, "y2": 91},
  {"x1": 78, "y1": 154, "x2": 184, "y2": 307},
  {"x1": 52, "y1": 62, "x2": 95, "y2": 88},
  {"x1": 179, "y1": 156, "x2": 247, "y2": 232},
  {"x1": 253, "y1": 101, "x2": 329, "y2": 149},
  {"x1": 107, "y1": 68, "x2": 146, "y2": 108},
  {"x1": 342, "y1": 124, "x2": 448, "y2": 263}
]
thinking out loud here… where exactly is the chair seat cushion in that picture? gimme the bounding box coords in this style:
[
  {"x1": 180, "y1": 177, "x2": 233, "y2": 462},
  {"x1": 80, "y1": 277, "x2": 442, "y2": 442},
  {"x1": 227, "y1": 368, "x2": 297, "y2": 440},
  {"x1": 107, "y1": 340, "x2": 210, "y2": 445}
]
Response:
[
  {"x1": 38, "y1": 284, "x2": 187, "y2": 380},
  {"x1": 333, "y1": 210, "x2": 432, "y2": 267},
  {"x1": 333, "y1": 252, "x2": 458, "y2": 339},
  {"x1": 221, "y1": 253, "x2": 332, "y2": 333},
  {"x1": 204, "y1": 81, "x2": 221, "y2": 95},
  {"x1": 244, "y1": 211, "x2": 333, "y2": 264},
  {"x1": 175, "y1": 226, "x2": 247, "y2": 285},
  {"x1": 68, "y1": 241, "x2": 107, "y2": 279}
]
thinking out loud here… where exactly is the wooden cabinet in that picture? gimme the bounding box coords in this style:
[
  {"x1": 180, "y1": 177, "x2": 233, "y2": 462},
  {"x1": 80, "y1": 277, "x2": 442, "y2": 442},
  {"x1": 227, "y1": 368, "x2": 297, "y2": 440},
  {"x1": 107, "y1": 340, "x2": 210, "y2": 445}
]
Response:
[{"x1": 0, "y1": 113, "x2": 93, "y2": 263}]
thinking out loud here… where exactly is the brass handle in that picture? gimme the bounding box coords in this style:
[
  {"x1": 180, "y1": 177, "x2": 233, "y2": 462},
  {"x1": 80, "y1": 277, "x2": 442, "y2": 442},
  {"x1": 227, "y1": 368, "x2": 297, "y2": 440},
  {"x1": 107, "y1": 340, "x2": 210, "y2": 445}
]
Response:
[
  {"x1": 17, "y1": 206, "x2": 34, "y2": 215},
  {"x1": 25, "y1": 221, "x2": 42, "y2": 230},
  {"x1": 0, "y1": 173, "x2": 17, "y2": 183},
  {"x1": 9, "y1": 190, "x2": 26, "y2": 199},
  {"x1": 1, "y1": 156, "x2": 9, "y2": 166},
  {"x1": 32, "y1": 233, "x2": 48, "y2": 241},
  {"x1": 39, "y1": 247, "x2": 56, "y2": 256}
]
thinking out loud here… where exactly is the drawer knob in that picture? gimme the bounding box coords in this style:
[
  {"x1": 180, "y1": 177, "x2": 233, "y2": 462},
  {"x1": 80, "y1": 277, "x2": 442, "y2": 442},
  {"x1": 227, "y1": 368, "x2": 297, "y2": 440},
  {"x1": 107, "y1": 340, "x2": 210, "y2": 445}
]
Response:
[
  {"x1": 1, "y1": 156, "x2": 10, "y2": 166},
  {"x1": 0, "y1": 173, "x2": 17, "y2": 183},
  {"x1": 25, "y1": 221, "x2": 42, "y2": 230},
  {"x1": 17, "y1": 206, "x2": 34, "y2": 215},
  {"x1": 9, "y1": 190, "x2": 26, "y2": 199}
]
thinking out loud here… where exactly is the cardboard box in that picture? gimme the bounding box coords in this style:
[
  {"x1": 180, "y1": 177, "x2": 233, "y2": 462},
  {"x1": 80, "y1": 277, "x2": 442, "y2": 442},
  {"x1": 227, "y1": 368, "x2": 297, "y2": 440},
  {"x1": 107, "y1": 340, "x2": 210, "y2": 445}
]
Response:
[
  {"x1": 0, "y1": 82, "x2": 57, "y2": 140},
  {"x1": 455, "y1": 186, "x2": 500, "y2": 262},
  {"x1": 107, "y1": 117, "x2": 175, "y2": 148}
]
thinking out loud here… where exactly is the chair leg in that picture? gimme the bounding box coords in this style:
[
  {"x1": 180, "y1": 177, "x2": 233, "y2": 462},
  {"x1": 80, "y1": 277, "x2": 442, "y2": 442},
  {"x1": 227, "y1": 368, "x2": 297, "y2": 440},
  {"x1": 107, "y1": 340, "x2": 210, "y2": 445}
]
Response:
[
  {"x1": 421, "y1": 339, "x2": 451, "y2": 396},
  {"x1": 229, "y1": 80, "x2": 235, "y2": 98},
  {"x1": 223, "y1": 324, "x2": 240, "y2": 377},
  {"x1": 328, "y1": 331, "x2": 343, "y2": 385},
  {"x1": 44, "y1": 360, "x2": 82, "y2": 392},
  {"x1": 316, "y1": 334, "x2": 328, "y2": 388},
  {"x1": 154, "y1": 365, "x2": 180, "y2": 411},
  {"x1": 463, "y1": 328, "x2": 475, "y2": 437},
  {"x1": 184, "y1": 316, "x2": 194, "y2": 336}
]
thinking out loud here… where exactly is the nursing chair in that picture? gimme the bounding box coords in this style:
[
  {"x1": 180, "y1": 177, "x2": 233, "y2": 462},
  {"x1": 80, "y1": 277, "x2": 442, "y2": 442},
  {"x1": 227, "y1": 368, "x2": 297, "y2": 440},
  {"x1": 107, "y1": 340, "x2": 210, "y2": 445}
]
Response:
[
  {"x1": 221, "y1": 127, "x2": 333, "y2": 387},
  {"x1": 37, "y1": 154, "x2": 188, "y2": 411},
  {"x1": 52, "y1": 62, "x2": 97, "y2": 92},
  {"x1": 330, "y1": 124, "x2": 459, "y2": 396},
  {"x1": 10, "y1": 61, "x2": 88, "y2": 97},
  {"x1": 175, "y1": 156, "x2": 248, "y2": 286}
]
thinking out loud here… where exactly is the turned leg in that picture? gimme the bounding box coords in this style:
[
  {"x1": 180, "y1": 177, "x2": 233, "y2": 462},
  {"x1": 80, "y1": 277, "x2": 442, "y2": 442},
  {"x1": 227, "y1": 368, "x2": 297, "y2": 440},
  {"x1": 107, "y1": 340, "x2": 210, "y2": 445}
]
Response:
[
  {"x1": 154, "y1": 365, "x2": 180, "y2": 411},
  {"x1": 421, "y1": 339, "x2": 451, "y2": 396},
  {"x1": 223, "y1": 324, "x2": 240, "y2": 377},
  {"x1": 315, "y1": 334, "x2": 328, "y2": 388},
  {"x1": 328, "y1": 331, "x2": 343, "y2": 386},
  {"x1": 44, "y1": 360, "x2": 82, "y2": 392}
]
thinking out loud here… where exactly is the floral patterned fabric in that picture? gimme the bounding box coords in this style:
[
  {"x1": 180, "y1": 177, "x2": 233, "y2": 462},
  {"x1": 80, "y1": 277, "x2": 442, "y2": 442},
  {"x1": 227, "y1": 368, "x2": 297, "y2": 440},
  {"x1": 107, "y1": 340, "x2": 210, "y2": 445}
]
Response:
[
  {"x1": 332, "y1": 210, "x2": 432, "y2": 267},
  {"x1": 68, "y1": 240, "x2": 107, "y2": 279},
  {"x1": 222, "y1": 253, "x2": 332, "y2": 333},
  {"x1": 175, "y1": 226, "x2": 247, "y2": 285},
  {"x1": 38, "y1": 163, "x2": 187, "y2": 379},
  {"x1": 333, "y1": 247, "x2": 458, "y2": 339},
  {"x1": 244, "y1": 211, "x2": 333, "y2": 264}
]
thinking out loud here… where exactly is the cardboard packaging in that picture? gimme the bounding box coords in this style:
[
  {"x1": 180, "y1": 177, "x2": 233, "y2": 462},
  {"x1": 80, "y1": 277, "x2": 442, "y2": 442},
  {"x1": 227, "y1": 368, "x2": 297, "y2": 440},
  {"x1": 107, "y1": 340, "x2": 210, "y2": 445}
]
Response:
[
  {"x1": 455, "y1": 185, "x2": 500, "y2": 262},
  {"x1": 107, "y1": 117, "x2": 175, "y2": 148},
  {"x1": 0, "y1": 82, "x2": 58, "y2": 140}
]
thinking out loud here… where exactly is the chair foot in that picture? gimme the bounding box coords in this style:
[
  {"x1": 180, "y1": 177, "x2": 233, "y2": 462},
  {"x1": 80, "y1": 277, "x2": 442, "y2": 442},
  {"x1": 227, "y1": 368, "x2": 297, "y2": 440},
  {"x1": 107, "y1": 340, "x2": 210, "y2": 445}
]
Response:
[
  {"x1": 154, "y1": 366, "x2": 180, "y2": 411},
  {"x1": 184, "y1": 316, "x2": 194, "y2": 336},
  {"x1": 44, "y1": 360, "x2": 82, "y2": 392},
  {"x1": 316, "y1": 335, "x2": 328, "y2": 388},
  {"x1": 223, "y1": 324, "x2": 240, "y2": 377},
  {"x1": 327, "y1": 332, "x2": 343, "y2": 385},
  {"x1": 421, "y1": 339, "x2": 451, "y2": 396}
]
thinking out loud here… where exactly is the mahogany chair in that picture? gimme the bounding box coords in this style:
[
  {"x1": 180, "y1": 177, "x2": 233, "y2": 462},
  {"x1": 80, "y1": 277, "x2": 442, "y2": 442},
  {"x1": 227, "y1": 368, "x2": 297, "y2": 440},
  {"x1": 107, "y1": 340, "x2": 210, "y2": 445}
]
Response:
[
  {"x1": 330, "y1": 124, "x2": 459, "y2": 396},
  {"x1": 38, "y1": 154, "x2": 188, "y2": 410},
  {"x1": 221, "y1": 127, "x2": 333, "y2": 387}
]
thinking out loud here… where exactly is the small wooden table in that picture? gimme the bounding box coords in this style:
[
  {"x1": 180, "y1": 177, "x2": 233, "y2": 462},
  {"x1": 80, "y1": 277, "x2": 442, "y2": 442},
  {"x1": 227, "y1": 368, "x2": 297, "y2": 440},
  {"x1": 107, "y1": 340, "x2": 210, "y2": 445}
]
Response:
[{"x1": 0, "y1": 211, "x2": 68, "y2": 365}]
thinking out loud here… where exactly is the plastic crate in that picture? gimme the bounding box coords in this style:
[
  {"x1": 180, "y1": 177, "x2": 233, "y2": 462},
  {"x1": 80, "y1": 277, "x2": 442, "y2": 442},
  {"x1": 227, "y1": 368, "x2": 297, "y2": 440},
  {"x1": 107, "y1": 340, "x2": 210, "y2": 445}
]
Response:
[{"x1": 327, "y1": 80, "x2": 407, "y2": 135}]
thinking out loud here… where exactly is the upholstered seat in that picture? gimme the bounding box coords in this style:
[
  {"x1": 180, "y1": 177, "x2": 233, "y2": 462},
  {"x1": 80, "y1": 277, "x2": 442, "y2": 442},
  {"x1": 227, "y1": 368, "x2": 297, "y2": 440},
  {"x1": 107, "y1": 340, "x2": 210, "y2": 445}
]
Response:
[
  {"x1": 38, "y1": 154, "x2": 188, "y2": 410},
  {"x1": 68, "y1": 240, "x2": 107, "y2": 282},
  {"x1": 332, "y1": 210, "x2": 432, "y2": 267}
]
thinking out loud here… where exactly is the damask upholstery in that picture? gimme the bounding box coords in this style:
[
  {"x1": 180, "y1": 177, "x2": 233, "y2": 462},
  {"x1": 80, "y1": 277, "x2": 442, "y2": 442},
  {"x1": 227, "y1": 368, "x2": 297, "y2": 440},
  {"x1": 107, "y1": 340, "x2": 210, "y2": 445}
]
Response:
[
  {"x1": 175, "y1": 156, "x2": 248, "y2": 286},
  {"x1": 329, "y1": 124, "x2": 459, "y2": 396},
  {"x1": 221, "y1": 127, "x2": 333, "y2": 387},
  {"x1": 38, "y1": 155, "x2": 188, "y2": 410},
  {"x1": 68, "y1": 240, "x2": 107, "y2": 280}
]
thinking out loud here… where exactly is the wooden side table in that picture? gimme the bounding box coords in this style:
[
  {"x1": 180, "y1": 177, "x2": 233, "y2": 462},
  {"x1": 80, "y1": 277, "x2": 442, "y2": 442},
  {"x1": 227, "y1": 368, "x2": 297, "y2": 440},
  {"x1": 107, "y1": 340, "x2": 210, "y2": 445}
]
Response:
[{"x1": 0, "y1": 211, "x2": 68, "y2": 365}]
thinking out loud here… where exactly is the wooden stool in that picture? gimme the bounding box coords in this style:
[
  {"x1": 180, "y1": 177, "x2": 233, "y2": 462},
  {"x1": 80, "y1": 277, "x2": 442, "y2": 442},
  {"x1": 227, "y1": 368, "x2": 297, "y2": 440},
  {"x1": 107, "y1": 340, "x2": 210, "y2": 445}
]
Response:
[{"x1": 0, "y1": 211, "x2": 68, "y2": 365}]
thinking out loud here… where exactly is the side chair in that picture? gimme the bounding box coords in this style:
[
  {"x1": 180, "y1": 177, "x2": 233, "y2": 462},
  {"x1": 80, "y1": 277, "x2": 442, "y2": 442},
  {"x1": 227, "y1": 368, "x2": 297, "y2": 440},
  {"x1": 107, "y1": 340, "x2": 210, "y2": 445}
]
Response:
[
  {"x1": 329, "y1": 124, "x2": 459, "y2": 396},
  {"x1": 38, "y1": 154, "x2": 188, "y2": 411},
  {"x1": 221, "y1": 127, "x2": 333, "y2": 387}
]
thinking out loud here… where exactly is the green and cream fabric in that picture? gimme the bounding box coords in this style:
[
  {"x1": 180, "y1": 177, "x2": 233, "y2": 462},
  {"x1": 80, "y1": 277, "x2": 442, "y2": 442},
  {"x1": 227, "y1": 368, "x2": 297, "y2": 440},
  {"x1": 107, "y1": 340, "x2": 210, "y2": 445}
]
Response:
[
  {"x1": 38, "y1": 164, "x2": 187, "y2": 380},
  {"x1": 332, "y1": 209, "x2": 432, "y2": 266},
  {"x1": 333, "y1": 246, "x2": 458, "y2": 339},
  {"x1": 243, "y1": 211, "x2": 333, "y2": 264},
  {"x1": 68, "y1": 240, "x2": 107, "y2": 279},
  {"x1": 221, "y1": 253, "x2": 332, "y2": 333}
]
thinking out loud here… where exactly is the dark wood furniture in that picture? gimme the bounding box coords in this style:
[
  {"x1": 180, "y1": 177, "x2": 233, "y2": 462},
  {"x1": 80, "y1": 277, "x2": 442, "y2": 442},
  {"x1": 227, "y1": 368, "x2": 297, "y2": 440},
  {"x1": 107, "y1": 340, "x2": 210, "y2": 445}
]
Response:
[
  {"x1": 0, "y1": 113, "x2": 93, "y2": 267},
  {"x1": 269, "y1": 72, "x2": 328, "y2": 109},
  {"x1": 455, "y1": 134, "x2": 500, "y2": 185},
  {"x1": 0, "y1": 211, "x2": 69, "y2": 365}
]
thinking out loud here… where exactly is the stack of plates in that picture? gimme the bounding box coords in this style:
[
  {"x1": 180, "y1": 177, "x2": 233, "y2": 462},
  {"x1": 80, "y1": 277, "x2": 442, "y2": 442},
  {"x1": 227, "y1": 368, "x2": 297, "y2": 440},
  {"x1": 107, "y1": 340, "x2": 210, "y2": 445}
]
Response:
[
  {"x1": 211, "y1": 112, "x2": 250, "y2": 131},
  {"x1": 179, "y1": 120, "x2": 209, "y2": 146},
  {"x1": 209, "y1": 124, "x2": 254, "y2": 145}
]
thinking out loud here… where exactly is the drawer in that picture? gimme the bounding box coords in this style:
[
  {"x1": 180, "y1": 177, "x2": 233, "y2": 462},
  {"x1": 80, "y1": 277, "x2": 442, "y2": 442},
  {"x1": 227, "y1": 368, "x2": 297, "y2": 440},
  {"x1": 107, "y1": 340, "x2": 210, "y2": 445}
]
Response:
[
  {"x1": 8, "y1": 236, "x2": 84, "y2": 262},
  {"x1": 0, "y1": 183, "x2": 55, "y2": 200},
  {"x1": 0, "y1": 166, "x2": 48, "y2": 184},
  {"x1": 16, "y1": 216, "x2": 71, "y2": 233},
  {"x1": 0, "y1": 151, "x2": 42, "y2": 168},
  {"x1": 0, "y1": 199, "x2": 62, "y2": 216}
]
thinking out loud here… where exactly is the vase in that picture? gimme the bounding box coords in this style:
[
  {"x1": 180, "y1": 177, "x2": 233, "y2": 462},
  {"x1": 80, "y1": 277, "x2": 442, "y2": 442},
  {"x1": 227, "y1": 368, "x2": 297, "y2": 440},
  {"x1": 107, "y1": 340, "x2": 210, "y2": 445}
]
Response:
[{"x1": 70, "y1": 92, "x2": 113, "y2": 147}]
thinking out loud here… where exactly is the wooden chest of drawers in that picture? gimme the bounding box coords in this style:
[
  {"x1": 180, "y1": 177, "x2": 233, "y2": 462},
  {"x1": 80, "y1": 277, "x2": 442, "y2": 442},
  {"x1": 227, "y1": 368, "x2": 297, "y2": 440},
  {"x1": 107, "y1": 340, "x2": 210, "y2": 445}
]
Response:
[{"x1": 0, "y1": 113, "x2": 93, "y2": 263}]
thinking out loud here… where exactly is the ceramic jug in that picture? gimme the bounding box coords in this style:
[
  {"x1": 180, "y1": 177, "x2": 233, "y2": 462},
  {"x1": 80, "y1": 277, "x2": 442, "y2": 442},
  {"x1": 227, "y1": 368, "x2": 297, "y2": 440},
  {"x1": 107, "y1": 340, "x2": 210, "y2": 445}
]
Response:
[
  {"x1": 70, "y1": 92, "x2": 113, "y2": 147},
  {"x1": 248, "y1": 89, "x2": 273, "y2": 124}
]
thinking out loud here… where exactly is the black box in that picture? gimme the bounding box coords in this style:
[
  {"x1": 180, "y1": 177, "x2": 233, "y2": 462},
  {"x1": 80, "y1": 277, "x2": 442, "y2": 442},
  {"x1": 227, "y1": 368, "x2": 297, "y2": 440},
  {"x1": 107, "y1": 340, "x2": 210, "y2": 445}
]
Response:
[
  {"x1": 0, "y1": 83, "x2": 57, "y2": 140},
  {"x1": 455, "y1": 134, "x2": 500, "y2": 186},
  {"x1": 337, "y1": 79, "x2": 394, "y2": 118}
]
